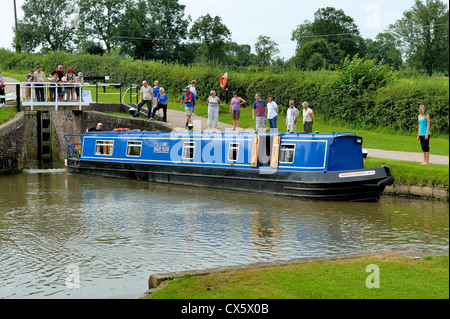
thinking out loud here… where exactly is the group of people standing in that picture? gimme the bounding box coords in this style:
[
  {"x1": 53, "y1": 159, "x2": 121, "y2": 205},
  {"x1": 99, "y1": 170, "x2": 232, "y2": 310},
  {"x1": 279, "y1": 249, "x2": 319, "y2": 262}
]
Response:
[
  {"x1": 24, "y1": 65, "x2": 84, "y2": 102},
  {"x1": 136, "y1": 78, "x2": 316, "y2": 134},
  {"x1": 135, "y1": 79, "x2": 200, "y2": 130},
  {"x1": 231, "y1": 92, "x2": 314, "y2": 134},
  {"x1": 134, "y1": 79, "x2": 168, "y2": 121},
  {"x1": 133, "y1": 81, "x2": 432, "y2": 166}
]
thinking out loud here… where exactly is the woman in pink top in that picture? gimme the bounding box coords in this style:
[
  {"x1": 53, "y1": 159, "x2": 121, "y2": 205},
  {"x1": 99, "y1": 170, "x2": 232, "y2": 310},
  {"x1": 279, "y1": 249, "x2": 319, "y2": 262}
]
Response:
[{"x1": 229, "y1": 91, "x2": 246, "y2": 131}]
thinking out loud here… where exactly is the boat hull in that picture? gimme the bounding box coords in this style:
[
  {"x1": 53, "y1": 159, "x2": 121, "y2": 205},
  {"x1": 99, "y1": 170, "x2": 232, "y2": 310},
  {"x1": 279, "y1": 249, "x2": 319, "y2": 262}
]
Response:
[{"x1": 66, "y1": 158, "x2": 393, "y2": 202}]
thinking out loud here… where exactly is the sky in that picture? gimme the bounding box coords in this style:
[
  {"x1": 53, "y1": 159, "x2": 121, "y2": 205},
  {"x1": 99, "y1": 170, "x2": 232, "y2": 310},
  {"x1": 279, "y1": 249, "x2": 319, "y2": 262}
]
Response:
[{"x1": 1, "y1": 0, "x2": 421, "y2": 59}]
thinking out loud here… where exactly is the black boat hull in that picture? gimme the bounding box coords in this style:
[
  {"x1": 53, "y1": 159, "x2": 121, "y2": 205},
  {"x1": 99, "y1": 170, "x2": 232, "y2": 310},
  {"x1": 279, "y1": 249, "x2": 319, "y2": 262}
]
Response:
[{"x1": 66, "y1": 158, "x2": 394, "y2": 202}]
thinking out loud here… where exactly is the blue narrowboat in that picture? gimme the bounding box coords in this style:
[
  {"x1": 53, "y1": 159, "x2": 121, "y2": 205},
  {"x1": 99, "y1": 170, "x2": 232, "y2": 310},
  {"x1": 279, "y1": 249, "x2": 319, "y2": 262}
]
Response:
[{"x1": 64, "y1": 130, "x2": 394, "y2": 202}]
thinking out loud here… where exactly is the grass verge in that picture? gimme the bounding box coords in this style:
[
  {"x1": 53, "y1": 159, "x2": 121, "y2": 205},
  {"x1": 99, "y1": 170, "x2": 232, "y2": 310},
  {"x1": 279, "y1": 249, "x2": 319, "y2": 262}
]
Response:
[
  {"x1": 149, "y1": 254, "x2": 449, "y2": 299},
  {"x1": 0, "y1": 107, "x2": 17, "y2": 125},
  {"x1": 365, "y1": 158, "x2": 449, "y2": 190}
]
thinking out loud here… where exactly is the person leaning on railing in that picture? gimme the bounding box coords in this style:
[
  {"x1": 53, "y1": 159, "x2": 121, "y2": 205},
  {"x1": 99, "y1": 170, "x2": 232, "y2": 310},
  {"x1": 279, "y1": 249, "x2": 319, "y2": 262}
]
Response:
[
  {"x1": 75, "y1": 72, "x2": 84, "y2": 102},
  {"x1": 25, "y1": 69, "x2": 35, "y2": 102},
  {"x1": 48, "y1": 73, "x2": 59, "y2": 102},
  {"x1": 34, "y1": 66, "x2": 46, "y2": 102}
]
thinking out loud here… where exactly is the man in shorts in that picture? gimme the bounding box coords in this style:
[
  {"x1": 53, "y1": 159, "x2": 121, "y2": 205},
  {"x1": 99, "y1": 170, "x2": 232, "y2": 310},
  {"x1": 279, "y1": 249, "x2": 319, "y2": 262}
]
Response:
[
  {"x1": 180, "y1": 86, "x2": 196, "y2": 130},
  {"x1": 252, "y1": 93, "x2": 267, "y2": 133}
]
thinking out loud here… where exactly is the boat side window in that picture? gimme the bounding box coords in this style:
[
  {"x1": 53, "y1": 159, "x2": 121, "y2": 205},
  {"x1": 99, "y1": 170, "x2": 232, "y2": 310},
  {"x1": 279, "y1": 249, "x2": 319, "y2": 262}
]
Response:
[
  {"x1": 182, "y1": 142, "x2": 195, "y2": 159},
  {"x1": 228, "y1": 143, "x2": 239, "y2": 161},
  {"x1": 95, "y1": 140, "x2": 114, "y2": 156},
  {"x1": 279, "y1": 144, "x2": 295, "y2": 163},
  {"x1": 126, "y1": 141, "x2": 142, "y2": 157}
]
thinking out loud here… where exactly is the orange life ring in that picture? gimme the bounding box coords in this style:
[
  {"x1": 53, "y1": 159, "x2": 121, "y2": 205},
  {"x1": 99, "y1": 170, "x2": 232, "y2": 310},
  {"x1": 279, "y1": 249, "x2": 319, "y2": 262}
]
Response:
[
  {"x1": 113, "y1": 128, "x2": 130, "y2": 131},
  {"x1": 220, "y1": 76, "x2": 228, "y2": 88}
]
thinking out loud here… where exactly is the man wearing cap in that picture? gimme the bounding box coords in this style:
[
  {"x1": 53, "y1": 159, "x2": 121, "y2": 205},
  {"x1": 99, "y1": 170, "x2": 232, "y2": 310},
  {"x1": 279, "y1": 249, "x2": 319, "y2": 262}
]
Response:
[
  {"x1": 180, "y1": 86, "x2": 196, "y2": 130},
  {"x1": 86, "y1": 123, "x2": 103, "y2": 132}
]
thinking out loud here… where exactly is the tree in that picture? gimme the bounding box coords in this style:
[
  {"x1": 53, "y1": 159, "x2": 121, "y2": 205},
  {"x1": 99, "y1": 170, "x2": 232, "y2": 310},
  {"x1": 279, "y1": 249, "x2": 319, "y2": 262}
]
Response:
[
  {"x1": 389, "y1": 0, "x2": 449, "y2": 75},
  {"x1": 14, "y1": 0, "x2": 77, "y2": 52},
  {"x1": 116, "y1": 0, "x2": 157, "y2": 60},
  {"x1": 190, "y1": 14, "x2": 231, "y2": 62},
  {"x1": 81, "y1": 41, "x2": 106, "y2": 55},
  {"x1": 364, "y1": 33, "x2": 403, "y2": 69},
  {"x1": 291, "y1": 7, "x2": 365, "y2": 58},
  {"x1": 293, "y1": 38, "x2": 344, "y2": 70},
  {"x1": 224, "y1": 42, "x2": 253, "y2": 67},
  {"x1": 254, "y1": 35, "x2": 279, "y2": 66},
  {"x1": 77, "y1": 0, "x2": 124, "y2": 54},
  {"x1": 147, "y1": 0, "x2": 191, "y2": 62}
]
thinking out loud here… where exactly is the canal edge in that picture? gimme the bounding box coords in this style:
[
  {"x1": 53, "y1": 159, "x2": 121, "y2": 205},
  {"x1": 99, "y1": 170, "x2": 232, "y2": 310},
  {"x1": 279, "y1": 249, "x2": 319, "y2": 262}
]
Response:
[
  {"x1": 139, "y1": 249, "x2": 445, "y2": 299},
  {"x1": 384, "y1": 185, "x2": 448, "y2": 200}
]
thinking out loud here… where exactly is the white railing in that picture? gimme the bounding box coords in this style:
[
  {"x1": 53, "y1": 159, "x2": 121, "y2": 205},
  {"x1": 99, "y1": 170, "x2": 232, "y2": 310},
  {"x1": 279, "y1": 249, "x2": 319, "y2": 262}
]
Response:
[
  {"x1": 20, "y1": 82, "x2": 89, "y2": 111},
  {"x1": 2, "y1": 82, "x2": 128, "y2": 110},
  {"x1": 122, "y1": 84, "x2": 139, "y2": 104}
]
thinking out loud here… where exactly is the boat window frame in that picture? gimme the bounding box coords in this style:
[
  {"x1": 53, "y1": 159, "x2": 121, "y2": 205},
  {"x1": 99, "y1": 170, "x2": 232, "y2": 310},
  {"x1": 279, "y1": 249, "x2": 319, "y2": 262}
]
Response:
[
  {"x1": 279, "y1": 144, "x2": 296, "y2": 164},
  {"x1": 94, "y1": 140, "x2": 114, "y2": 156},
  {"x1": 182, "y1": 141, "x2": 196, "y2": 159},
  {"x1": 228, "y1": 142, "x2": 240, "y2": 162},
  {"x1": 126, "y1": 140, "x2": 143, "y2": 157}
]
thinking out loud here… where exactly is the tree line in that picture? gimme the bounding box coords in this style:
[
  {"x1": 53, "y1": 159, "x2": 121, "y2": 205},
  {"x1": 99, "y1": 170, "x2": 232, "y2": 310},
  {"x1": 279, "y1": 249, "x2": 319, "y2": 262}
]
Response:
[{"x1": 13, "y1": 0, "x2": 449, "y2": 76}]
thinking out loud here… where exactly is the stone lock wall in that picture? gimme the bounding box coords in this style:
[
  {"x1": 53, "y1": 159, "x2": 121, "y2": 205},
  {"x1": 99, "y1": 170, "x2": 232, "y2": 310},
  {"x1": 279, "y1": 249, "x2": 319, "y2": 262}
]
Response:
[
  {"x1": 1, "y1": 108, "x2": 174, "y2": 172},
  {"x1": 51, "y1": 110, "x2": 174, "y2": 161},
  {"x1": 0, "y1": 112, "x2": 27, "y2": 174}
]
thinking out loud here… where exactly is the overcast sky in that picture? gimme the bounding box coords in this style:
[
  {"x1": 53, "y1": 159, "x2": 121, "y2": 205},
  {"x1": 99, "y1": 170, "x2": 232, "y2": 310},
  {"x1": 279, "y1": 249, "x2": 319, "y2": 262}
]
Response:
[{"x1": 1, "y1": 0, "x2": 419, "y2": 59}]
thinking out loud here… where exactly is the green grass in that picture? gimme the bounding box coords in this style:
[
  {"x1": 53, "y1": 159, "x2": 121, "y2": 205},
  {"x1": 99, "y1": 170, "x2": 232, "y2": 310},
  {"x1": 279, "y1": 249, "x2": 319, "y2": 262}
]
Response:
[
  {"x1": 0, "y1": 107, "x2": 17, "y2": 124},
  {"x1": 149, "y1": 254, "x2": 449, "y2": 299},
  {"x1": 365, "y1": 158, "x2": 449, "y2": 189}
]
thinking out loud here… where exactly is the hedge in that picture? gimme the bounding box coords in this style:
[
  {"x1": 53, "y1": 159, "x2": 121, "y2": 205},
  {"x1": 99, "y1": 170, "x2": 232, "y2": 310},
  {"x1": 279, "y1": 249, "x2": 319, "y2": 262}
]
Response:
[{"x1": 1, "y1": 49, "x2": 448, "y2": 134}]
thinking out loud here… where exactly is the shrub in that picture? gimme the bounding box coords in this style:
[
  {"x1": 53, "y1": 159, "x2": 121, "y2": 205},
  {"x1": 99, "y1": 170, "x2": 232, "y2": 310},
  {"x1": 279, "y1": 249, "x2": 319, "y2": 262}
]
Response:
[{"x1": 332, "y1": 55, "x2": 398, "y2": 97}]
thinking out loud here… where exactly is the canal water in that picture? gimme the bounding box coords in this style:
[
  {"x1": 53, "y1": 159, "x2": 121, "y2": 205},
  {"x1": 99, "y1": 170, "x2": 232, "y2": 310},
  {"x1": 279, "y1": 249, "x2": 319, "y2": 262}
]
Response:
[{"x1": 0, "y1": 164, "x2": 448, "y2": 299}]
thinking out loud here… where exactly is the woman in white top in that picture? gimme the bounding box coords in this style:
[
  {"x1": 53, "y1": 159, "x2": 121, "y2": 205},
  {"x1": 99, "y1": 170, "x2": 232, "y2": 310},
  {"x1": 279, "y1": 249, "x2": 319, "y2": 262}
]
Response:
[
  {"x1": 207, "y1": 90, "x2": 221, "y2": 129},
  {"x1": 302, "y1": 102, "x2": 314, "y2": 133},
  {"x1": 266, "y1": 95, "x2": 279, "y2": 133}
]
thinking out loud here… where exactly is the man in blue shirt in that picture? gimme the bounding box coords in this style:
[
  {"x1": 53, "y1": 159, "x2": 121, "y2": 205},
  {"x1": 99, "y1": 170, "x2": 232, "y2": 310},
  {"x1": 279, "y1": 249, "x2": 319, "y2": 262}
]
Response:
[{"x1": 180, "y1": 86, "x2": 197, "y2": 130}]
